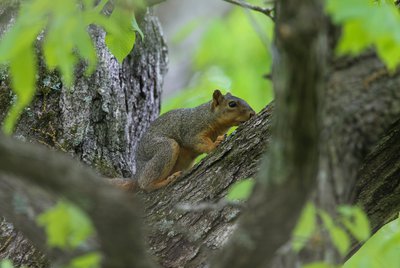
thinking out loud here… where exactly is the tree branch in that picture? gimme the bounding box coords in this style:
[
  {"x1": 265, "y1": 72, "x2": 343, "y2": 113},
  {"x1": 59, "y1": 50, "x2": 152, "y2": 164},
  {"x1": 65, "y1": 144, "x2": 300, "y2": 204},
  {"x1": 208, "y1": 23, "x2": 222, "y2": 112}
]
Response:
[
  {"x1": 0, "y1": 135, "x2": 157, "y2": 268},
  {"x1": 223, "y1": 0, "x2": 274, "y2": 20},
  {"x1": 213, "y1": 0, "x2": 327, "y2": 266}
]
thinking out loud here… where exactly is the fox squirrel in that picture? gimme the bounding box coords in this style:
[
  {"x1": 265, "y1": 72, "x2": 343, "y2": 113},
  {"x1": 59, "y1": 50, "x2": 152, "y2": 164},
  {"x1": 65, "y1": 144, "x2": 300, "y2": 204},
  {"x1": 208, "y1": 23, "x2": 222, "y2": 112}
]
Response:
[{"x1": 111, "y1": 90, "x2": 255, "y2": 192}]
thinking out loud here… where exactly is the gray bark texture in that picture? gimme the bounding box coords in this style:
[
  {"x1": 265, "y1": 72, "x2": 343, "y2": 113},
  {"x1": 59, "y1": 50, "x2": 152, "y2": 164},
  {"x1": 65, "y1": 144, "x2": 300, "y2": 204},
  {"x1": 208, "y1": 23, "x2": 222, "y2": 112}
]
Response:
[
  {"x1": 0, "y1": 1, "x2": 399, "y2": 268},
  {"x1": 0, "y1": 4, "x2": 167, "y2": 267}
]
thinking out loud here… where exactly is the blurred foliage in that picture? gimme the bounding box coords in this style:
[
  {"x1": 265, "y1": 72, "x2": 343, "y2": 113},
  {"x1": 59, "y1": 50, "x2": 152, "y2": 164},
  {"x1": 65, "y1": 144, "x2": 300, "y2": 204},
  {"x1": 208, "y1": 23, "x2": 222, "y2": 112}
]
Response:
[
  {"x1": 326, "y1": 0, "x2": 400, "y2": 70},
  {"x1": 0, "y1": 0, "x2": 142, "y2": 134},
  {"x1": 67, "y1": 252, "x2": 101, "y2": 268},
  {"x1": 36, "y1": 200, "x2": 101, "y2": 267},
  {"x1": 293, "y1": 205, "x2": 400, "y2": 268},
  {"x1": 293, "y1": 204, "x2": 371, "y2": 259},
  {"x1": 161, "y1": 7, "x2": 274, "y2": 114},
  {"x1": 319, "y1": 210, "x2": 351, "y2": 256},
  {"x1": 0, "y1": 260, "x2": 14, "y2": 268},
  {"x1": 292, "y1": 202, "x2": 317, "y2": 252},
  {"x1": 303, "y1": 263, "x2": 335, "y2": 268},
  {"x1": 226, "y1": 178, "x2": 255, "y2": 201},
  {"x1": 36, "y1": 200, "x2": 95, "y2": 249},
  {"x1": 344, "y1": 217, "x2": 400, "y2": 268}
]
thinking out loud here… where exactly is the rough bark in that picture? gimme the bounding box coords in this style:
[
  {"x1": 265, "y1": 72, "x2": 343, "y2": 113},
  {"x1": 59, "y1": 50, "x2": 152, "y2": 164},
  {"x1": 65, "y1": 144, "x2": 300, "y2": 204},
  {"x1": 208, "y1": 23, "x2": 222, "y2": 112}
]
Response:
[
  {"x1": 0, "y1": 134, "x2": 157, "y2": 268},
  {"x1": 0, "y1": 219, "x2": 48, "y2": 267},
  {"x1": 138, "y1": 106, "x2": 272, "y2": 267},
  {"x1": 138, "y1": 55, "x2": 399, "y2": 268},
  {"x1": 0, "y1": 5, "x2": 167, "y2": 267},
  {"x1": 0, "y1": 9, "x2": 167, "y2": 178},
  {"x1": 213, "y1": 0, "x2": 327, "y2": 267}
]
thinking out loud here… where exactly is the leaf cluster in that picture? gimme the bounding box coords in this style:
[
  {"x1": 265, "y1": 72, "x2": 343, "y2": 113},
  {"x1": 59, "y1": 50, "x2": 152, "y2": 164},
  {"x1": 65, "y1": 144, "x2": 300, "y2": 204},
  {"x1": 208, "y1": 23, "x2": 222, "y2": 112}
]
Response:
[
  {"x1": 36, "y1": 200, "x2": 101, "y2": 268},
  {"x1": 326, "y1": 0, "x2": 400, "y2": 71}
]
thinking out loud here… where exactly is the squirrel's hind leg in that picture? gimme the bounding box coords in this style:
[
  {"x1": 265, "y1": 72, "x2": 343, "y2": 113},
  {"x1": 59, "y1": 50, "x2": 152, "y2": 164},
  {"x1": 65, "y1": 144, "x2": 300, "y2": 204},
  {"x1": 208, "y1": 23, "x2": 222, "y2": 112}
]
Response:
[{"x1": 137, "y1": 138, "x2": 181, "y2": 192}]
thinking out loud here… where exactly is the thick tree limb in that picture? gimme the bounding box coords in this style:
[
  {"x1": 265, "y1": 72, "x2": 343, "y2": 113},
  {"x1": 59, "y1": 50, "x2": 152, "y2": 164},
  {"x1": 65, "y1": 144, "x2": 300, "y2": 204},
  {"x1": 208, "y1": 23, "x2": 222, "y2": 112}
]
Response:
[
  {"x1": 212, "y1": 0, "x2": 327, "y2": 267},
  {"x1": 0, "y1": 54, "x2": 399, "y2": 267},
  {"x1": 0, "y1": 135, "x2": 157, "y2": 268}
]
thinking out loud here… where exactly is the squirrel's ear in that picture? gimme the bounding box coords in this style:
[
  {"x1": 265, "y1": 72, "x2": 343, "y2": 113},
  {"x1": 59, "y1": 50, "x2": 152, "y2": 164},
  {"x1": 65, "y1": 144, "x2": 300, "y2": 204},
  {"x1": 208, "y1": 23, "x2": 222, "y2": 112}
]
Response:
[{"x1": 212, "y1": 89, "x2": 224, "y2": 110}]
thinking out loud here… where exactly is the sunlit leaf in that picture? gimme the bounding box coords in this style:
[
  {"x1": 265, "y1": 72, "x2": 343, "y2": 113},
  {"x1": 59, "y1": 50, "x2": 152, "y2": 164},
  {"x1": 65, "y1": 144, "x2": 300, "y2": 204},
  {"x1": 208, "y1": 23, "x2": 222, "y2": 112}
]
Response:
[
  {"x1": 43, "y1": 14, "x2": 78, "y2": 86},
  {"x1": 104, "y1": 6, "x2": 136, "y2": 63},
  {"x1": 326, "y1": 0, "x2": 400, "y2": 70},
  {"x1": 3, "y1": 46, "x2": 36, "y2": 134},
  {"x1": 330, "y1": 226, "x2": 350, "y2": 256},
  {"x1": 82, "y1": 0, "x2": 95, "y2": 9},
  {"x1": 72, "y1": 25, "x2": 97, "y2": 74},
  {"x1": 302, "y1": 262, "x2": 335, "y2": 268},
  {"x1": 338, "y1": 205, "x2": 370, "y2": 242},
  {"x1": 163, "y1": 8, "x2": 273, "y2": 114},
  {"x1": 292, "y1": 202, "x2": 317, "y2": 252},
  {"x1": 0, "y1": 6, "x2": 44, "y2": 63},
  {"x1": 319, "y1": 210, "x2": 350, "y2": 256},
  {"x1": 226, "y1": 179, "x2": 255, "y2": 201},
  {"x1": 132, "y1": 16, "x2": 144, "y2": 40},
  {"x1": 67, "y1": 252, "x2": 101, "y2": 268},
  {"x1": 93, "y1": 0, "x2": 109, "y2": 13},
  {"x1": 344, "y1": 218, "x2": 400, "y2": 268},
  {"x1": 37, "y1": 200, "x2": 94, "y2": 249},
  {"x1": 0, "y1": 260, "x2": 14, "y2": 268}
]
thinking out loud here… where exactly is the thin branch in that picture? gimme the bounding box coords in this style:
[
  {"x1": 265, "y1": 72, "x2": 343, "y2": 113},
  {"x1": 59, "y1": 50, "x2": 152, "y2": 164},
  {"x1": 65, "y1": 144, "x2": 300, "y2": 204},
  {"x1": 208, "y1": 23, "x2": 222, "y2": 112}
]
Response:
[
  {"x1": 223, "y1": 0, "x2": 274, "y2": 21},
  {"x1": 176, "y1": 199, "x2": 245, "y2": 212}
]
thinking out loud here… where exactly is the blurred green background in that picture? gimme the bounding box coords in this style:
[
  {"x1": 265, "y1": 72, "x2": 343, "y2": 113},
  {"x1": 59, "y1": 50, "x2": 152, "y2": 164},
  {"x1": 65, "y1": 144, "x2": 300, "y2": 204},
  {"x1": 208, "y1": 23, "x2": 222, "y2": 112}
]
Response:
[{"x1": 159, "y1": 6, "x2": 274, "y2": 114}]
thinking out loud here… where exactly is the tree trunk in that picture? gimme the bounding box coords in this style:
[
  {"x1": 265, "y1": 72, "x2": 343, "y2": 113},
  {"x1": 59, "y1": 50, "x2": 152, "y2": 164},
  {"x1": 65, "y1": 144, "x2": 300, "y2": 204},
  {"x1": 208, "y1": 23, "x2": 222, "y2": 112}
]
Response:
[{"x1": 0, "y1": 6, "x2": 167, "y2": 266}]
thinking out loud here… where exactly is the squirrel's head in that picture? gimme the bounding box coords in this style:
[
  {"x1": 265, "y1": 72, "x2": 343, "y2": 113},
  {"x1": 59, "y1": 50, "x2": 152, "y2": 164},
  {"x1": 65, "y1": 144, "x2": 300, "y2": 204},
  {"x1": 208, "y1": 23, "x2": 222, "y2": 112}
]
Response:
[{"x1": 211, "y1": 89, "x2": 256, "y2": 126}]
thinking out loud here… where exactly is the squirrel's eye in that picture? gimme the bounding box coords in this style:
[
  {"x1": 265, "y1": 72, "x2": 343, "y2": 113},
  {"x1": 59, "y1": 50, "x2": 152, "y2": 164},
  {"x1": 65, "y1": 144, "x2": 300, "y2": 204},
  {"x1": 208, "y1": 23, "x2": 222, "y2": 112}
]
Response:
[{"x1": 228, "y1": 101, "x2": 237, "y2": 108}]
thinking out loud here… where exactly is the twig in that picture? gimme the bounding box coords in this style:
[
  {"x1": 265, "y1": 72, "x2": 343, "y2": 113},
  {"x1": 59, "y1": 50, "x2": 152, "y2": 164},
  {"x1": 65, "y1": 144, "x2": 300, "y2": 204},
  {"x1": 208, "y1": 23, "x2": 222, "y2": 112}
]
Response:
[
  {"x1": 176, "y1": 199, "x2": 245, "y2": 212},
  {"x1": 223, "y1": 0, "x2": 274, "y2": 21}
]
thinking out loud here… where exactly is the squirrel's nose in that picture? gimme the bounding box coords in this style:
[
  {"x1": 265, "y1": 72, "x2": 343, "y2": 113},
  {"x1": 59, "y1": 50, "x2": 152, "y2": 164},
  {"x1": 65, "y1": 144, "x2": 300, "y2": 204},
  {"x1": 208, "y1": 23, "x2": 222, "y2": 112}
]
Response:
[{"x1": 249, "y1": 111, "x2": 256, "y2": 118}]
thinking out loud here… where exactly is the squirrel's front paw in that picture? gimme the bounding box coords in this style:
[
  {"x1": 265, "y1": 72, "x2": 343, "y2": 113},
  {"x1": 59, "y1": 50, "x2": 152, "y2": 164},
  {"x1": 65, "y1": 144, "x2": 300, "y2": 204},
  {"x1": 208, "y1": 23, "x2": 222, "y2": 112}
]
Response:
[
  {"x1": 166, "y1": 171, "x2": 183, "y2": 184},
  {"x1": 215, "y1": 135, "x2": 226, "y2": 147}
]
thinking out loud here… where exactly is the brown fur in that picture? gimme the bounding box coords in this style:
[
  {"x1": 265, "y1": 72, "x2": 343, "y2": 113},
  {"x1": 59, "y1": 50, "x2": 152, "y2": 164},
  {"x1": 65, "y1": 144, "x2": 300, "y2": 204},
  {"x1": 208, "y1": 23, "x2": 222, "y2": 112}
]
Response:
[{"x1": 111, "y1": 90, "x2": 255, "y2": 192}]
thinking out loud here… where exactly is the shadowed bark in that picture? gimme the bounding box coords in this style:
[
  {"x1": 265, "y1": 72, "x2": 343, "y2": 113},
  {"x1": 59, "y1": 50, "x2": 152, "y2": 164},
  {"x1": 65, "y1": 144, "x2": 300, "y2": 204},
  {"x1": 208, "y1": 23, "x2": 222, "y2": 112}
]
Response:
[{"x1": 0, "y1": 5, "x2": 166, "y2": 266}]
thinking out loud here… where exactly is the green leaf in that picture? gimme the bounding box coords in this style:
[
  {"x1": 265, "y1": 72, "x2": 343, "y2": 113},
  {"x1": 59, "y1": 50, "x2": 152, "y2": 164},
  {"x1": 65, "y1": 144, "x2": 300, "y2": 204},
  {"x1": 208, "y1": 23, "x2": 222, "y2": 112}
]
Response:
[
  {"x1": 226, "y1": 179, "x2": 255, "y2": 201},
  {"x1": 72, "y1": 25, "x2": 97, "y2": 74},
  {"x1": 3, "y1": 46, "x2": 36, "y2": 134},
  {"x1": 0, "y1": 260, "x2": 14, "y2": 268},
  {"x1": 292, "y1": 202, "x2": 317, "y2": 252},
  {"x1": 163, "y1": 8, "x2": 274, "y2": 114},
  {"x1": 319, "y1": 210, "x2": 350, "y2": 256},
  {"x1": 302, "y1": 262, "x2": 335, "y2": 268},
  {"x1": 326, "y1": 0, "x2": 400, "y2": 70},
  {"x1": 344, "y1": 218, "x2": 400, "y2": 268},
  {"x1": 131, "y1": 16, "x2": 144, "y2": 41},
  {"x1": 330, "y1": 226, "x2": 350, "y2": 256},
  {"x1": 82, "y1": 0, "x2": 95, "y2": 9},
  {"x1": 43, "y1": 16, "x2": 77, "y2": 86},
  {"x1": 37, "y1": 200, "x2": 94, "y2": 249},
  {"x1": 104, "y1": 7, "x2": 136, "y2": 63},
  {"x1": 338, "y1": 206, "x2": 370, "y2": 242},
  {"x1": 67, "y1": 252, "x2": 101, "y2": 268},
  {"x1": 93, "y1": 0, "x2": 109, "y2": 13},
  {"x1": 0, "y1": 10, "x2": 45, "y2": 63}
]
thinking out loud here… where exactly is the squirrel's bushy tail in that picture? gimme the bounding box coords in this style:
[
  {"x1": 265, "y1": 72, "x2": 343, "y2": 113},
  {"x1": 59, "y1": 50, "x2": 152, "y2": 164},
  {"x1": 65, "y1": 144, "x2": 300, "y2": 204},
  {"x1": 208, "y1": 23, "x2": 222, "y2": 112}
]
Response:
[{"x1": 108, "y1": 177, "x2": 137, "y2": 192}]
